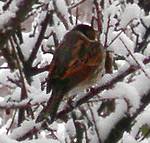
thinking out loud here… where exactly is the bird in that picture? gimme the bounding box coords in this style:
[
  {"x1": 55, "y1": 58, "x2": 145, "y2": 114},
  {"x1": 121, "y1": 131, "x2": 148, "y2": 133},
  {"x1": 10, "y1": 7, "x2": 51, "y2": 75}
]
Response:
[{"x1": 36, "y1": 24, "x2": 106, "y2": 123}]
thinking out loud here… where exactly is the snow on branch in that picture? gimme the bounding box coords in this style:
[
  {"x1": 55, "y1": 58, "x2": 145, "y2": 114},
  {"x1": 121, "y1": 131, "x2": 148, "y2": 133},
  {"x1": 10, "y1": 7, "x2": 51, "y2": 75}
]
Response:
[{"x1": 57, "y1": 56, "x2": 150, "y2": 119}]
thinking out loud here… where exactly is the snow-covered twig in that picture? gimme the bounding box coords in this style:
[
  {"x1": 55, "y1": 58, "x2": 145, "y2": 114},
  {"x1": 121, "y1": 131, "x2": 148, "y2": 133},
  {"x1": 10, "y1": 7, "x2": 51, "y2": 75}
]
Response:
[
  {"x1": 27, "y1": 9, "x2": 51, "y2": 68},
  {"x1": 68, "y1": 0, "x2": 86, "y2": 10},
  {"x1": 87, "y1": 103, "x2": 102, "y2": 143},
  {"x1": 120, "y1": 37, "x2": 150, "y2": 79},
  {"x1": 53, "y1": 0, "x2": 69, "y2": 30}
]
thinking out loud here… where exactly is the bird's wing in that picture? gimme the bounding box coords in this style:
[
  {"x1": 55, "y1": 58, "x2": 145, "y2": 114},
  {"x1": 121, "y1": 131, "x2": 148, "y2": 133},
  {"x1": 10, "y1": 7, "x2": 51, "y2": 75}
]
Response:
[{"x1": 61, "y1": 40, "x2": 104, "y2": 80}]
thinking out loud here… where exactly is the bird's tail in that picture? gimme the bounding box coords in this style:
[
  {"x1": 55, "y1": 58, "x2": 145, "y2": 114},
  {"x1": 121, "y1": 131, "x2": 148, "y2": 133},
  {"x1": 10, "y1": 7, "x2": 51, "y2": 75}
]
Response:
[{"x1": 36, "y1": 89, "x2": 64, "y2": 123}]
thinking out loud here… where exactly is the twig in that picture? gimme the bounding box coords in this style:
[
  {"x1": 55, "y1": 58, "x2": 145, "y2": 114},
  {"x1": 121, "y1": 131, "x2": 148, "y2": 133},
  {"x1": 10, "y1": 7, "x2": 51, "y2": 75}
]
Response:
[
  {"x1": 120, "y1": 38, "x2": 150, "y2": 79},
  {"x1": 75, "y1": 7, "x2": 79, "y2": 25},
  {"x1": 135, "y1": 19, "x2": 150, "y2": 52},
  {"x1": 53, "y1": 0, "x2": 69, "y2": 30},
  {"x1": 7, "y1": 76, "x2": 21, "y2": 87},
  {"x1": 69, "y1": 0, "x2": 86, "y2": 10},
  {"x1": 27, "y1": 9, "x2": 51, "y2": 67},
  {"x1": 3, "y1": 0, "x2": 13, "y2": 10},
  {"x1": 10, "y1": 37, "x2": 28, "y2": 125},
  {"x1": 0, "y1": 67, "x2": 9, "y2": 69},
  {"x1": 30, "y1": 65, "x2": 50, "y2": 76},
  {"x1": 104, "y1": 15, "x2": 111, "y2": 48},
  {"x1": 87, "y1": 103, "x2": 102, "y2": 143},
  {"x1": 12, "y1": 35, "x2": 25, "y2": 65},
  {"x1": 93, "y1": 0, "x2": 102, "y2": 34},
  {"x1": 64, "y1": 0, "x2": 74, "y2": 25},
  {"x1": 106, "y1": 30, "x2": 123, "y2": 48},
  {"x1": 6, "y1": 110, "x2": 17, "y2": 134},
  {"x1": 0, "y1": 99, "x2": 46, "y2": 110}
]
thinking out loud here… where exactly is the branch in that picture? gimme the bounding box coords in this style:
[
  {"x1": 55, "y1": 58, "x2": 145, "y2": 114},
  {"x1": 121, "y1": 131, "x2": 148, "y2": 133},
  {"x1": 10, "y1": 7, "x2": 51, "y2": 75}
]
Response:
[
  {"x1": 0, "y1": 0, "x2": 37, "y2": 48},
  {"x1": 53, "y1": 0, "x2": 69, "y2": 30},
  {"x1": 93, "y1": 0, "x2": 102, "y2": 34},
  {"x1": 104, "y1": 89, "x2": 150, "y2": 143},
  {"x1": 56, "y1": 56, "x2": 150, "y2": 119},
  {"x1": 68, "y1": 0, "x2": 86, "y2": 10},
  {"x1": 8, "y1": 56, "x2": 150, "y2": 141},
  {"x1": 120, "y1": 38, "x2": 150, "y2": 79},
  {"x1": 27, "y1": 9, "x2": 52, "y2": 67},
  {"x1": 88, "y1": 103, "x2": 102, "y2": 143}
]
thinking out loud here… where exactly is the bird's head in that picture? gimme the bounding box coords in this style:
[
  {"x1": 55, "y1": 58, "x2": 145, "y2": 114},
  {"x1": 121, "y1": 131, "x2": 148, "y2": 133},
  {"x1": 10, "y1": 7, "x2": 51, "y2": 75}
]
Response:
[{"x1": 72, "y1": 24, "x2": 96, "y2": 40}]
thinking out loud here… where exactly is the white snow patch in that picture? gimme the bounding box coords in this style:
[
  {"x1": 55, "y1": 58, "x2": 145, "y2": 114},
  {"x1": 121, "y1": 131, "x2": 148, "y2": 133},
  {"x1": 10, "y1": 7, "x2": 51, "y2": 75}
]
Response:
[
  {"x1": 102, "y1": 82, "x2": 140, "y2": 114},
  {"x1": 65, "y1": 119, "x2": 76, "y2": 138},
  {"x1": 122, "y1": 132, "x2": 137, "y2": 143},
  {"x1": 10, "y1": 120, "x2": 40, "y2": 139},
  {"x1": 120, "y1": 3, "x2": 141, "y2": 28},
  {"x1": 142, "y1": 15, "x2": 150, "y2": 27}
]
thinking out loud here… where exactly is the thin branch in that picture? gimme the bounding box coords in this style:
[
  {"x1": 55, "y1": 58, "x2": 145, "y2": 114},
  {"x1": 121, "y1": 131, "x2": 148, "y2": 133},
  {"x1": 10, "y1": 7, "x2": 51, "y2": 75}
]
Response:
[
  {"x1": 104, "y1": 15, "x2": 111, "y2": 48},
  {"x1": 120, "y1": 38, "x2": 150, "y2": 79},
  {"x1": 87, "y1": 103, "x2": 102, "y2": 143},
  {"x1": 0, "y1": 99, "x2": 44, "y2": 110},
  {"x1": 6, "y1": 110, "x2": 17, "y2": 134},
  {"x1": 12, "y1": 35, "x2": 25, "y2": 65},
  {"x1": 106, "y1": 30, "x2": 123, "y2": 48},
  {"x1": 27, "y1": 9, "x2": 51, "y2": 67},
  {"x1": 68, "y1": 0, "x2": 86, "y2": 10},
  {"x1": 53, "y1": 0, "x2": 69, "y2": 30},
  {"x1": 0, "y1": 66, "x2": 9, "y2": 69},
  {"x1": 10, "y1": 37, "x2": 28, "y2": 125},
  {"x1": 75, "y1": 7, "x2": 79, "y2": 25},
  {"x1": 30, "y1": 65, "x2": 50, "y2": 76},
  {"x1": 93, "y1": 0, "x2": 102, "y2": 34}
]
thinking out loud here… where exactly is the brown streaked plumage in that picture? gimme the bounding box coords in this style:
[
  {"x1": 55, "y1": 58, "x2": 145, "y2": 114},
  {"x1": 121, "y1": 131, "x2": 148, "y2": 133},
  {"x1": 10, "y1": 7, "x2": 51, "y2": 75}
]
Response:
[{"x1": 36, "y1": 24, "x2": 106, "y2": 123}]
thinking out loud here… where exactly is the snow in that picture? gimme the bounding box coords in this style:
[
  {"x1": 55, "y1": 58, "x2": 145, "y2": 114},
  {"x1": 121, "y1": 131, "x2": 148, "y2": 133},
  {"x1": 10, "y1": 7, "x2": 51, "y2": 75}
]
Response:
[
  {"x1": 93, "y1": 99, "x2": 127, "y2": 141},
  {"x1": 130, "y1": 70, "x2": 150, "y2": 96},
  {"x1": 122, "y1": 132, "x2": 137, "y2": 143},
  {"x1": 103, "y1": 1, "x2": 120, "y2": 33},
  {"x1": 0, "y1": 11, "x2": 16, "y2": 30},
  {"x1": 28, "y1": 86, "x2": 50, "y2": 105},
  {"x1": 48, "y1": 14, "x2": 68, "y2": 40},
  {"x1": 5, "y1": 87, "x2": 21, "y2": 101},
  {"x1": 0, "y1": 68, "x2": 11, "y2": 85},
  {"x1": 131, "y1": 107, "x2": 150, "y2": 138},
  {"x1": 109, "y1": 31, "x2": 134, "y2": 56},
  {"x1": 10, "y1": 120, "x2": 40, "y2": 140},
  {"x1": 126, "y1": 53, "x2": 146, "y2": 66},
  {"x1": 0, "y1": 1, "x2": 4, "y2": 13},
  {"x1": 144, "y1": 43, "x2": 150, "y2": 56},
  {"x1": 0, "y1": 134, "x2": 59, "y2": 143},
  {"x1": 20, "y1": 32, "x2": 39, "y2": 60},
  {"x1": 119, "y1": 3, "x2": 142, "y2": 28},
  {"x1": 65, "y1": 119, "x2": 76, "y2": 138},
  {"x1": 102, "y1": 82, "x2": 140, "y2": 114},
  {"x1": 0, "y1": 134, "x2": 18, "y2": 143},
  {"x1": 55, "y1": 0, "x2": 69, "y2": 21},
  {"x1": 0, "y1": 0, "x2": 150, "y2": 143},
  {"x1": 56, "y1": 122, "x2": 66, "y2": 142},
  {"x1": 142, "y1": 15, "x2": 150, "y2": 27},
  {"x1": 0, "y1": 0, "x2": 25, "y2": 30}
]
